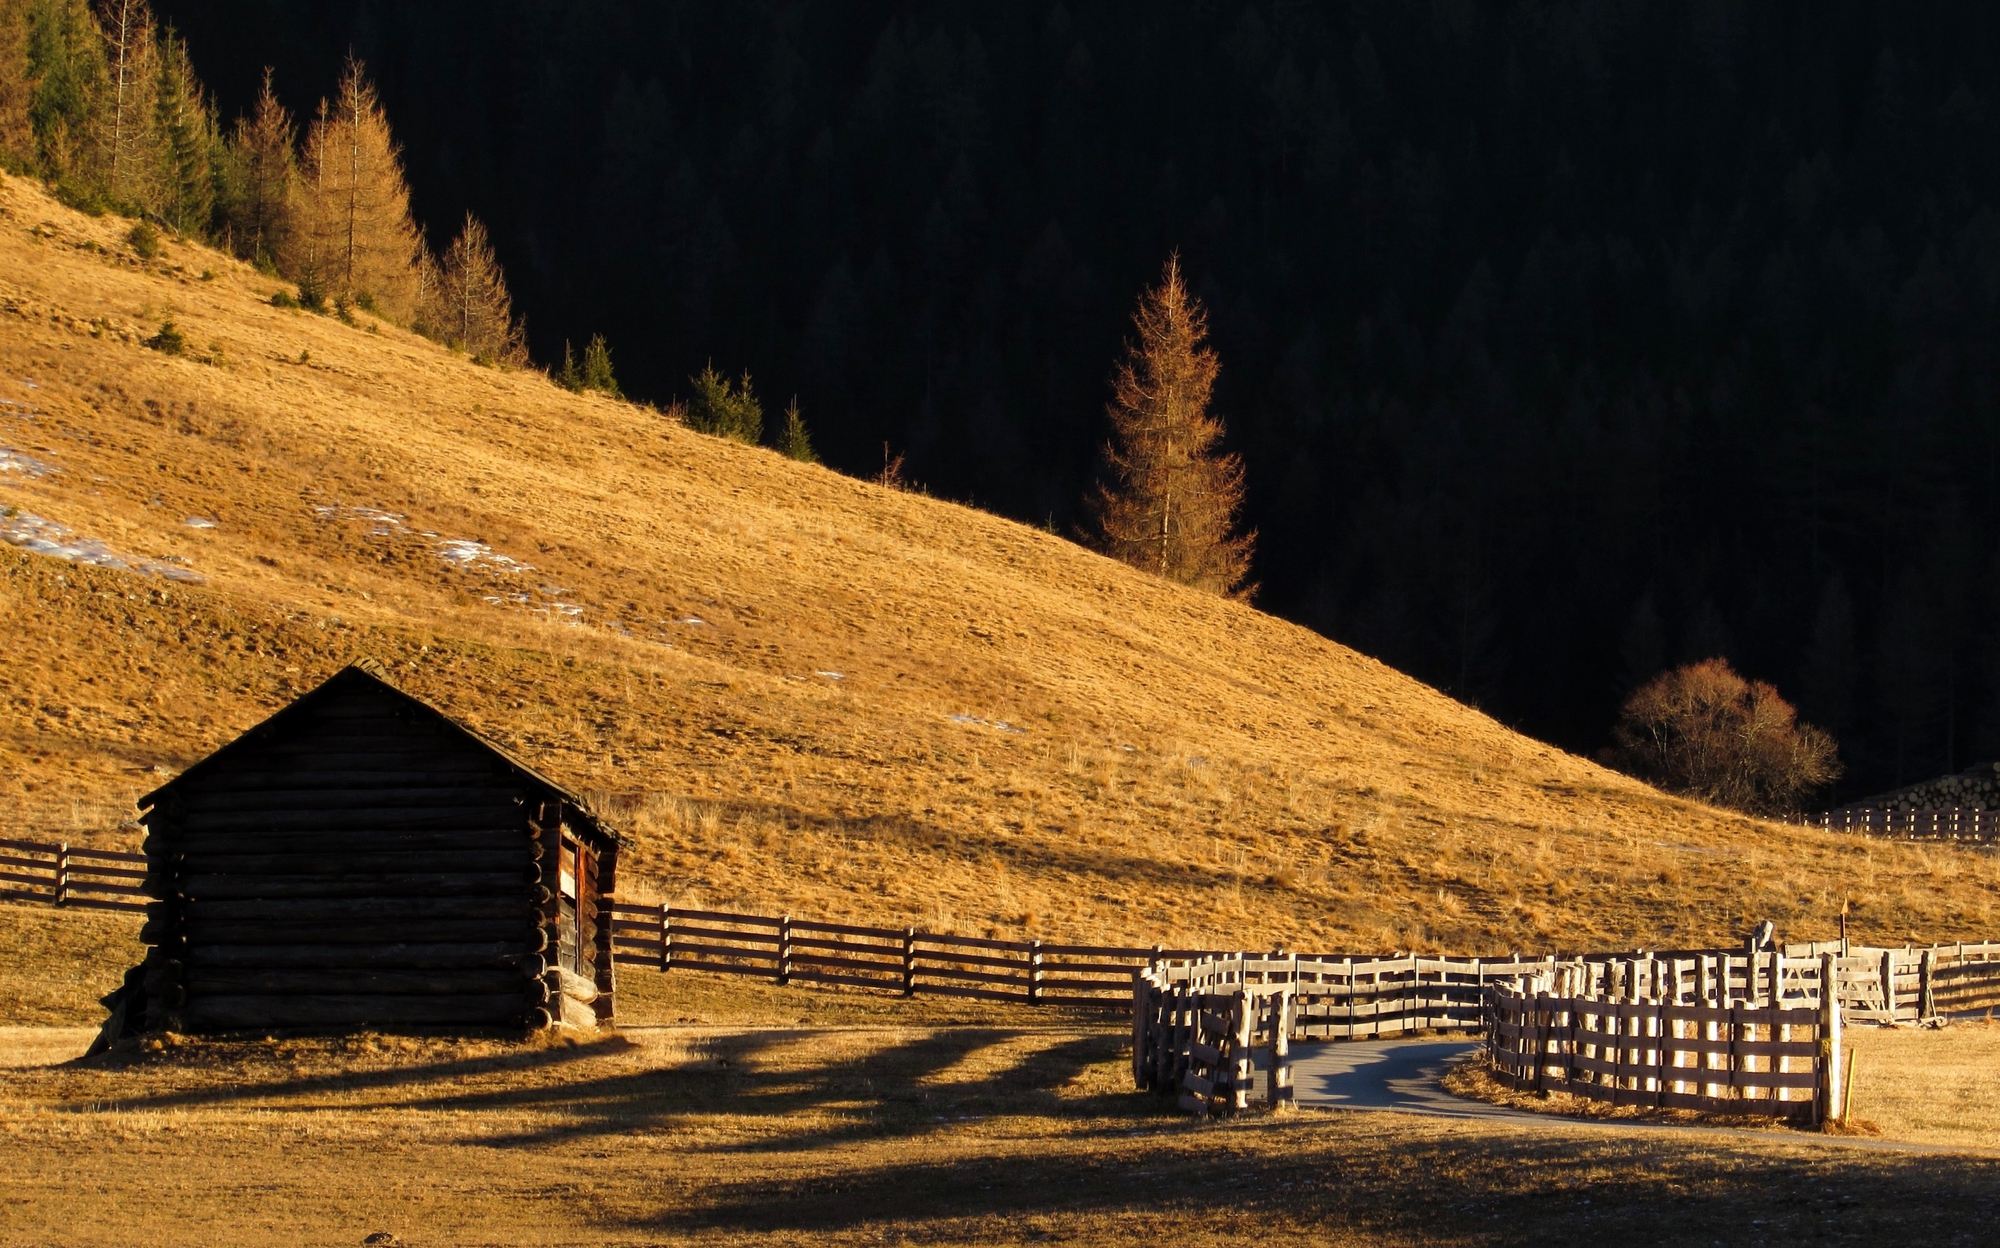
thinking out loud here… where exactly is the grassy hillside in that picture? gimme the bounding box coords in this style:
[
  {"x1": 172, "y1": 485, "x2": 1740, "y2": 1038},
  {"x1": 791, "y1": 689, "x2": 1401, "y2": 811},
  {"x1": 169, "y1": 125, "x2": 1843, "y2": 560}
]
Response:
[{"x1": 0, "y1": 172, "x2": 1992, "y2": 971}]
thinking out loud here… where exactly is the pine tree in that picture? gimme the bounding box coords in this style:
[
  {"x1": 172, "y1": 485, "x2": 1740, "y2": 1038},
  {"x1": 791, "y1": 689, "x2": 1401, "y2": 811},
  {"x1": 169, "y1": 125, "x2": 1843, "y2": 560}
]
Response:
[
  {"x1": 0, "y1": 1, "x2": 32, "y2": 171},
  {"x1": 297, "y1": 56, "x2": 418, "y2": 317},
  {"x1": 686, "y1": 364, "x2": 763, "y2": 443},
  {"x1": 431, "y1": 212, "x2": 526, "y2": 365},
  {"x1": 221, "y1": 68, "x2": 296, "y2": 268},
  {"x1": 1090, "y1": 254, "x2": 1254, "y2": 597},
  {"x1": 778, "y1": 397, "x2": 817, "y2": 462},
  {"x1": 580, "y1": 334, "x2": 621, "y2": 397},
  {"x1": 24, "y1": 0, "x2": 108, "y2": 194},
  {"x1": 94, "y1": 0, "x2": 155, "y2": 210},
  {"x1": 148, "y1": 24, "x2": 214, "y2": 236}
]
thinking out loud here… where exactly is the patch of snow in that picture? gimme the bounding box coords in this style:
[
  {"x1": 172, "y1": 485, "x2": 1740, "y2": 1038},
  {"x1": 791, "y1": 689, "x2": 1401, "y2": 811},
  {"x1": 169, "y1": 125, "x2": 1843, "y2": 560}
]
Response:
[
  {"x1": 0, "y1": 509, "x2": 203, "y2": 582},
  {"x1": 677, "y1": 616, "x2": 707, "y2": 626},
  {"x1": 946, "y1": 713, "x2": 1026, "y2": 735},
  {"x1": 0, "y1": 448, "x2": 57, "y2": 477},
  {"x1": 182, "y1": 516, "x2": 217, "y2": 529},
  {"x1": 815, "y1": 670, "x2": 845, "y2": 680}
]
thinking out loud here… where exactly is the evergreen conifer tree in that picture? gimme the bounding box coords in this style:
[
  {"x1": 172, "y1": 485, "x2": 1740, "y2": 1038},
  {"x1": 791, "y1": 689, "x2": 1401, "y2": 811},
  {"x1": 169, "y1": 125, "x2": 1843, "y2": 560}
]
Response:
[
  {"x1": 777, "y1": 397, "x2": 817, "y2": 462},
  {"x1": 23, "y1": 0, "x2": 108, "y2": 194},
  {"x1": 221, "y1": 68, "x2": 296, "y2": 268},
  {"x1": 297, "y1": 56, "x2": 418, "y2": 317},
  {"x1": 432, "y1": 212, "x2": 526, "y2": 365},
  {"x1": 0, "y1": 2, "x2": 33, "y2": 171},
  {"x1": 1089, "y1": 254, "x2": 1253, "y2": 597},
  {"x1": 581, "y1": 334, "x2": 621, "y2": 396},
  {"x1": 686, "y1": 364, "x2": 762, "y2": 443},
  {"x1": 148, "y1": 25, "x2": 214, "y2": 236}
]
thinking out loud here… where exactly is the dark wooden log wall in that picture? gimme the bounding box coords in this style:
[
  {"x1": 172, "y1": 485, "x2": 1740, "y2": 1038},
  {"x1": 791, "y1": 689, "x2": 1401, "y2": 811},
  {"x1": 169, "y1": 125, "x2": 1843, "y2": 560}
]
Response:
[{"x1": 140, "y1": 685, "x2": 558, "y2": 1031}]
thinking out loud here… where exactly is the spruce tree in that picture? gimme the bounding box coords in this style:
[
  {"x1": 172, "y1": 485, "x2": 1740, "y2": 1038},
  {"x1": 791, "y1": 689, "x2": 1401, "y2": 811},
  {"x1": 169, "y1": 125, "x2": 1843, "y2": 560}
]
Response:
[
  {"x1": 149, "y1": 25, "x2": 214, "y2": 236},
  {"x1": 222, "y1": 68, "x2": 296, "y2": 268},
  {"x1": 581, "y1": 335, "x2": 621, "y2": 396},
  {"x1": 297, "y1": 56, "x2": 418, "y2": 317},
  {"x1": 686, "y1": 364, "x2": 762, "y2": 443},
  {"x1": 433, "y1": 212, "x2": 526, "y2": 365},
  {"x1": 0, "y1": 2, "x2": 31, "y2": 171},
  {"x1": 23, "y1": 0, "x2": 107, "y2": 194},
  {"x1": 777, "y1": 397, "x2": 817, "y2": 462},
  {"x1": 1089, "y1": 254, "x2": 1253, "y2": 597}
]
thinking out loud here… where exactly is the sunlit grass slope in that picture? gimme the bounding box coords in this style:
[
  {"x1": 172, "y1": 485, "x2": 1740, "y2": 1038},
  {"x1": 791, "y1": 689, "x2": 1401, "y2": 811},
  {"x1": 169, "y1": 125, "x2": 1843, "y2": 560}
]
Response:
[{"x1": 1, "y1": 171, "x2": 1993, "y2": 965}]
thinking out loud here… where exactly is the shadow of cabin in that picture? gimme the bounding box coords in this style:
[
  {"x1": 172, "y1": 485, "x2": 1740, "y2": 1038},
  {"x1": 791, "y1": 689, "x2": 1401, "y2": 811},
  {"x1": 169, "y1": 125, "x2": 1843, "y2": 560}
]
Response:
[{"x1": 94, "y1": 660, "x2": 621, "y2": 1045}]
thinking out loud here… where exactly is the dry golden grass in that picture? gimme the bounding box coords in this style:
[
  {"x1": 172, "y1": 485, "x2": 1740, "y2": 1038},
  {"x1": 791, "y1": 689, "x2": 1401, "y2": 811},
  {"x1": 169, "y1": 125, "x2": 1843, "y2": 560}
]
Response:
[
  {"x1": 2, "y1": 166, "x2": 1997, "y2": 1000},
  {"x1": 3, "y1": 973, "x2": 2000, "y2": 1247}
]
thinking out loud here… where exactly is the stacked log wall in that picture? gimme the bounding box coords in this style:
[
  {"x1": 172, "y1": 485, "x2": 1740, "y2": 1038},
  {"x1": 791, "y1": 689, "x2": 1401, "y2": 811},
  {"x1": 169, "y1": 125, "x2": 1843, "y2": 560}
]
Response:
[{"x1": 140, "y1": 686, "x2": 553, "y2": 1031}]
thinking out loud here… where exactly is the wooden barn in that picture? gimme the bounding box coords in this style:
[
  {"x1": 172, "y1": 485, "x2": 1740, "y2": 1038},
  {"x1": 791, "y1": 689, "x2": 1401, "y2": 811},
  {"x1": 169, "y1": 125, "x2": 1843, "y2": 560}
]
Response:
[{"x1": 104, "y1": 661, "x2": 621, "y2": 1038}]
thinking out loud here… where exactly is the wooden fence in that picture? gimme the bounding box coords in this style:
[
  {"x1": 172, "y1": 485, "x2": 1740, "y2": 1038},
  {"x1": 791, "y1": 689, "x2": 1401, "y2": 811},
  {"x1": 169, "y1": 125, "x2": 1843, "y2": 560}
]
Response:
[
  {"x1": 1793, "y1": 807, "x2": 2000, "y2": 841},
  {"x1": 1487, "y1": 953, "x2": 1844, "y2": 1123},
  {"x1": 1132, "y1": 956, "x2": 1299, "y2": 1115},
  {"x1": 0, "y1": 838, "x2": 147, "y2": 911},
  {"x1": 603, "y1": 900, "x2": 1213, "y2": 1006}
]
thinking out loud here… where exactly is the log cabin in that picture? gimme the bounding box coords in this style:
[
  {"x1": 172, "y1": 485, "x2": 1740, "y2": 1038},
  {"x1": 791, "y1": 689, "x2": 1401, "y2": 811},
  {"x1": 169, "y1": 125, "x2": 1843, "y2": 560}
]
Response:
[{"x1": 101, "y1": 661, "x2": 621, "y2": 1039}]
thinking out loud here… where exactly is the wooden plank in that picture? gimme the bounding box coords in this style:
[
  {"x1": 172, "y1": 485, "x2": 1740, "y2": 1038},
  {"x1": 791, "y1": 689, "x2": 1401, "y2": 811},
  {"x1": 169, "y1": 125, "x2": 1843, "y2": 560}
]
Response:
[
  {"x1": 57, "y1": 896, "x2": 146, "y2": 913},
  {"x1": 0, "y1": 870, "x2": 53, "y2": 888},
  {"x1": 786, "y1": 917, "x2": 907, "y2": 940},
  {"x1": 180, "y1": 787, "x2": 530, "y2": 814},
  {"x1": 176, "y1": 830, "x2": 526, "y2": 854},
  {"x1": 667, "y1": 908, "x2": 782, "y2": 927},
  {"x1": 180, "y1": 993, "x2": 532, "y2": 1028},
  {"x1": 189, "y1": 943, "x2": 536, "y2": 969},
  {"x1": 185, "y1": 897, "x2": 533, "y2": 921},
  {"x1": 63, "y1": 864, "x2": 148, "y2": 881},
  {"x1": 181, "y1": 808, "x2": 527, "y2": 833},
  {"x1": 667, "y1": 958, "x2": 783, "y2": 978},
  {"x1": 181, "y1": 873, "x2": 532, "y2": 900},
  {"x1": 909, "y1": 982, "x2": 1025, "y2": 1003},
  {"x1": 915, "y1": 965, "x2": 1029, "y2": 988},
  {"x1": 787, "y1": 968, "x2": 903, "y2": 991},
  {"x1": 915, "y1": 932, "x2": 1032, "y2": 953},
  {"x1": 913, "y1": 949, "x2": 1027, "y2": 972},
  {"x1": 788, "y1": 951, "x2": 904, "y2": 975},
  {"x1": 786, "y1": 934, "x2": 903, "y2": 955},
  {"x1": 188, "y1": 967, "x2": 530, "y2": 995},
  {"x1": 666, "y1": 925, "x2": 780, "y2": 946},
  {"x1": 186, "y1": 850, "x2": 529, "y2": 875},
  {"x1": 664, "y1": 940, "x2": 779, "y2": 961},
  {"x1": 183, "y1": 918, "x2": 529, "y2": 945},
  {"x1": 68, "y1": 846, "x2": 148, "y2": 864}
]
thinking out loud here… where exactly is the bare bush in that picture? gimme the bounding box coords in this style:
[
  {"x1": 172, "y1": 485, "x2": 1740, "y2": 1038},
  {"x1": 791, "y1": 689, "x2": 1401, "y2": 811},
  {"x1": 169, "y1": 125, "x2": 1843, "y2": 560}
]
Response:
[{"x1": 1607, "y1": 658, "x2": 1841, "y2": 815}]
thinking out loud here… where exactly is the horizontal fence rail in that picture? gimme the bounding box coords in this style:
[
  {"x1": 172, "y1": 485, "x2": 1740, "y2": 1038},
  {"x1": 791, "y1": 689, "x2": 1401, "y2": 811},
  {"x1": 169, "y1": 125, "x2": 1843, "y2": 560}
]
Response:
[{"x1": 0, "y1": 838, "x2": 148, "y2": 912}]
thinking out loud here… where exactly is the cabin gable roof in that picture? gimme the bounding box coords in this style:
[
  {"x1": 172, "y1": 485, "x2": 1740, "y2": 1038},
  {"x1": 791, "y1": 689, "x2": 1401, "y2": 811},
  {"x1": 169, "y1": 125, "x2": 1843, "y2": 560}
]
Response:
[{"x1": 140, "y1": 661, "x2": 621, "y2": 847}]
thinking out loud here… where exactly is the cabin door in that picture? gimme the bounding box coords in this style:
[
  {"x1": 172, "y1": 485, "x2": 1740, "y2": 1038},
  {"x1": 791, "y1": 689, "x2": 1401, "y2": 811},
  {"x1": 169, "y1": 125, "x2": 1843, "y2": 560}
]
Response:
[{"x1": 557, "y1": 834, "x2": 583, "y2": 975}]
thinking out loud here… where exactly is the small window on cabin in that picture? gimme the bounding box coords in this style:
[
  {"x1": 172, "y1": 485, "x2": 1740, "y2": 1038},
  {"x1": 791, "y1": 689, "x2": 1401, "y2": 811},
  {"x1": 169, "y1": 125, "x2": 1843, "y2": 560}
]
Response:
[{"x1": 557, "y1": 835, "x2": 583, "y2": 975}]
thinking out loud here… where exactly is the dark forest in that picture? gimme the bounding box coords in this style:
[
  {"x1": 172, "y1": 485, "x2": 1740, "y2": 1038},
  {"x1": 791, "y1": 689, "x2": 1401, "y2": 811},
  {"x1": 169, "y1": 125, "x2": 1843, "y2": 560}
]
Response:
[{"x1": 156, "y1": 1, "x2": 2000, "y2": 800}]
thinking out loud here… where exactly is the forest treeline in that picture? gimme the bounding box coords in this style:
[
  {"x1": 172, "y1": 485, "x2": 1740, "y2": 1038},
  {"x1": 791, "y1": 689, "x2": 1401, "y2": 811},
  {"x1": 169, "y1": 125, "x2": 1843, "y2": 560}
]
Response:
[
  {"x1": 0, "y1": 0, "x2": 524, "y2": 363},
  {"x1": 43, "y1": 1, "x2": 2000, "y2": 801}
]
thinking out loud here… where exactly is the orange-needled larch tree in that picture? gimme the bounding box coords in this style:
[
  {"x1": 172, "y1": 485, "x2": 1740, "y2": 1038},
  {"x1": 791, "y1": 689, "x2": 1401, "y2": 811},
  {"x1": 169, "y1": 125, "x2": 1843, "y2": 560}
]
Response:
[
  {"x1": 295, "y1": 55, "x2": 418, "y2": 316},
  {"x1": 1090, "y1": 253, "x2": 1254, "y2": 598}
]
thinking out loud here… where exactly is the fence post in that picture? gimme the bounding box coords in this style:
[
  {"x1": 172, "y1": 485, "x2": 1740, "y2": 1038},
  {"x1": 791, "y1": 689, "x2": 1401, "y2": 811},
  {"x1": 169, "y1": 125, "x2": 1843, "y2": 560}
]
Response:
[
  {"x1": 659, "y1": 901, "x2": 672, "y2": 972},
  {"x1": 902, "y1": 927, "x2": 917, "y2": 997},
  {"x1": 52, "y1": 842, "x2": 69, "y2": 906},
  {"x1": 1230, "y1": 986, "x2": 1253, "y2": 1112},
  {"x1": 776, "y1": 914, "x2": 792, "y2": 985},
  {"x1": 1269, "y1": 988, "x2": 1295, "y2": 1110},
  {"x1": 1880, "y1": 949, "x2": 1895, "y2": 1021},
  {"x1": 1818, "y1": 952, "x2": 1842, "y2": 1127},
  {"x1": 1919, "y1": 947, "x2": 1936, "y2": 1022},
  {"x1": 1028, "y1": 938, "x2": 1043, "y2": 1005}
]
